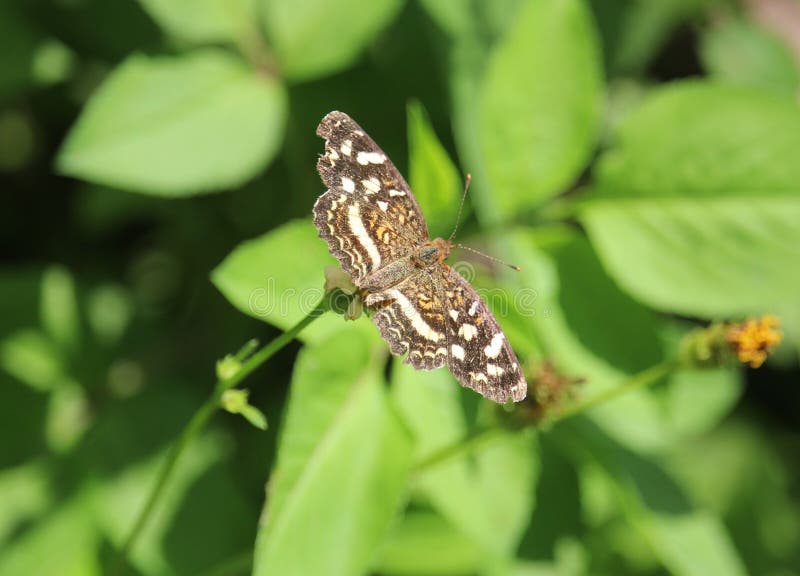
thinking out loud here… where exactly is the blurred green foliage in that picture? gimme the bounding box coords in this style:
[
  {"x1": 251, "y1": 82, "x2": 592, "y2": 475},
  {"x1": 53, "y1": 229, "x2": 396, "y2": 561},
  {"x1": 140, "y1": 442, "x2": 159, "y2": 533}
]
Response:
[{"x1": 2, "y1": 0, "x2": 799, "y2": 575}]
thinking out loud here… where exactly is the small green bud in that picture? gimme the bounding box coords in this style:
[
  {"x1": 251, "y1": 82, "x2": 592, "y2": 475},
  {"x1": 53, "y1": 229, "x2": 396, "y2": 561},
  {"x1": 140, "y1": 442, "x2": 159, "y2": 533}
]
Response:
[
  {"x1": 216, "y1": 355, "x2": 241, "y2": 381},
  {"x1": 220, "y1": 389, "x2": 268, "y2": 430}
]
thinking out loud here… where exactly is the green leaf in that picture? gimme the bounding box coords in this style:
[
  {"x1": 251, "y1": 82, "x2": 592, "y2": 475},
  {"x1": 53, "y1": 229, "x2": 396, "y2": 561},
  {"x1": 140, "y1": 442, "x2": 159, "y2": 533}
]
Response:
[
  {"x1": 261, "y1": 0, "x2": 404, "y2": 80},
  {"x1": 46, "y1": 381, "x2": 90, "y2": 453},
  {"x1": 31, "y1": 39, "x2": 75, "y2": 87},
  {"x1": 86, "y1": 284, "x2": 132, "y2": 346},
  {"x1": 376, "y1": 511, "x2": 483, "y2": 575},
  {"x1": 211, "y1": 219, "x2": 370, "y2": 343},
  {"x1": 591, "y1": 0, "x2": 708, "y2": 76},
  {"x1": 0, "y1": 494, "x2": 100, "y2": 576},
  {"x1": 75, "y1": 386, "x2": 246, "y2": 575},
  {"x1": 407, "y1": 101, "x2": 463, "y2": 239},
  {"x1": 40, "y1": 265, "x2": 80, "y2": 353},
  {"x1": 700, "y1": 19, "x2": 800, "y2": 96},
  {"x1": 505, "y1": 228, "x2": 673, "y2": 452},
  {"x1": 544, "y1": 232, "x2": 664, "y2": 375},
  {"x1": 254, "y1": 325, "x2": 412, "y2": 576},
  {"x1": 0, "y1": 329, "x2": 64, "y2": 392},
  {"x1": 559, "y1": 418, "x2": 748, "y2": 576},
  {"x1": 581, "y1": 82, "x2": 800, "y2": 321},
  {"x1": 418, "y1": 0, "x2": 523, "y2": 40},
  {"x1": 137, "y1": 0, "x2": 257, "y2": 43},
  {"x1": 667, "y1": 420, "x2": 800, "y2": 550},
  {"x1": 392, "y1": 361, "x2": 538, "y2": 559},
  {"x1": 0, "y1": 463, "x2": 52, "y2": 546},
  {"x1": 57, "y1": 50, "x2": 287, "y2": 196},
  {"x1": 417, "y1": 0, "x2": 475, "y2": 38},
  {"x1": 662, "y1": 364, "x2": 742, "y2": 440},
  {"x1": 517, "y1": 437, "x2": 583, "y2": 560},
  {"x1": 481, "y1": 0, "x2": 602, "y2": 217}
]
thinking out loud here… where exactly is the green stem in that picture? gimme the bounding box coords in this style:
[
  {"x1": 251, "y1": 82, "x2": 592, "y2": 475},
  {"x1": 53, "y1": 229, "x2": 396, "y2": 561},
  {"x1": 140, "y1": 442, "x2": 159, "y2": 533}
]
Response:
[
  {"x1": 112, "y1": 296, "x2": 329, "y2": 575},
  {"x1": 412, "y1": 360, "x2": 678, "y2": 474},
  {"x1": 543, "y1": 360, "x2": 677, "y2": 427},
  {"x1": 412, "y1": 426, "x2": 505, "y2": 475}
]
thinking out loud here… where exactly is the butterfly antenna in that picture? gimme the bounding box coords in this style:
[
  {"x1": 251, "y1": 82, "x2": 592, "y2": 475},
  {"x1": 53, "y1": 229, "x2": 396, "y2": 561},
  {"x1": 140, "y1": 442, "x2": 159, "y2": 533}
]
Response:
[
  {"x1": 452, "y1": 243, "x2": 521, "y2": 271},
  {"x1": 448, "y1": 173, "x2": 472, "y2": 243}
]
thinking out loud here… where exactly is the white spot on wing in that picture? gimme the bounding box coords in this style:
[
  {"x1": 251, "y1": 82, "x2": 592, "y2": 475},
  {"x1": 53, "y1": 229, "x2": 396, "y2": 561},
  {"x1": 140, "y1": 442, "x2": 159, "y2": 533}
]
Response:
[
  {"x1": 487, "y1": 363, "x2": 505, "y2": 377},
  {"x1": 468, "y1": 301, "x2": 479, "y2": 316},
  {"x1": 362, "y1": 177, "x2": 380, "y2": 193},
  {"x1": 389, "y1": 189, "x2": 405, "y2": 197},
  {"x1": 347, "y1": 204, "x2": 381, "y2": 268},
  {"x1": 484, "y1": 333, "x2": 504, "y2": 359},
  {"x1": 340, "y1": 140, "x2": 352, "y2": 155},
  {"x1": 328, "y1": 149, "x2": 339, "y2": 160},
  {"x1": 449, "y1": 310, "x2": 459, "y2": 321},
  {"x1": 459, "y1": 324, "x2": 478, "y2": 341},
  {"x1": 341, "y1": 177, "x2": 355, "y2": 193},
  {"x1": 451, "y1": 344, "x2": 465, "y2": 360},
  {"x1": 470, "y1": 372, "x2": 488, "y2": 384},
  {"x1": 377, "y1": 200, "x2": 389, "y2": 211},
  {"x1": 357, "y1": 151, "x2": 386, "y2": 165},
  {"x1": 390, "y1": 289, "x2": 443, "y2": 342}
]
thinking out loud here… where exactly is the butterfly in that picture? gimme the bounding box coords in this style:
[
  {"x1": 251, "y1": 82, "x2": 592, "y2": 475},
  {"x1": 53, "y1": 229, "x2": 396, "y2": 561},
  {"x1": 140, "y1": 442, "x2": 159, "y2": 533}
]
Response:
[{"x1": 312, "y1": 111, "x2": 527, "y2": 403}]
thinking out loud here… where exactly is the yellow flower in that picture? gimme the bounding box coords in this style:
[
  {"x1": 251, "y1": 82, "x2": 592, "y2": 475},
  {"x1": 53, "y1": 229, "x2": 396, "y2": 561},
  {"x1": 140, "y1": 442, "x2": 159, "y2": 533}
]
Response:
[{"x1": 726, "y1": 315, "x2": 783, "y2": 369}]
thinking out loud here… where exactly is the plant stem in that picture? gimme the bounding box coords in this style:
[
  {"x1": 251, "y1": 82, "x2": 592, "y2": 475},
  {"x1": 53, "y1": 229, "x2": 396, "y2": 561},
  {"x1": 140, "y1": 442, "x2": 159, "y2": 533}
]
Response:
[
  {"x1": 412, "y1": 360, "x2": 678, "y2": 474},
  {"x1": 112, "y1": 296, "x2": 329, "y2": 575},
  {"x1": 412, "y1": 426, "x2": 505, "y2": 475},
  {"x1": 543, "y1": 360, "x2": 677, "y2": 427}
]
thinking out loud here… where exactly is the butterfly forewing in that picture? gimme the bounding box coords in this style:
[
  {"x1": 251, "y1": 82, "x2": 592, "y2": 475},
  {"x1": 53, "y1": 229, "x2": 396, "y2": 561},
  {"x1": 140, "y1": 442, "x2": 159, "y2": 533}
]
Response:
[
  {"x1": 313, "y1": 111, "x2": 528, "y2": 403},
  {"x1": 314, "y1": 112, "x2": 429, "y2": 282}
]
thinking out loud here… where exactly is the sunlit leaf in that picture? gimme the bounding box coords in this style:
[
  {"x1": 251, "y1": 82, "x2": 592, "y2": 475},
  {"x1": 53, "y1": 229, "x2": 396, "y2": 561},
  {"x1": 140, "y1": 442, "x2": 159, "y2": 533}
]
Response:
[
  {"x1": 261, "y1": 0, "x2": 404, "y2": 80},
  {"x1": 581, "y1": 82, "x2": 800, "y2": 324},
  {"x1": 392, "y1": 362, "x2": 538, "y2": 559},
  {"x1": 211, "y1": 219, "x2": 373, "y2": 343},
  {"x1": 481, "y1": 0, "x2": 602, "y2": 216},
  {"x1": 504, "y1": 227, "x2": 672, "y2": 452},
  {"x1": 662, "y1": 367, "x2": 742, "y2": 440},
  {"x1": 0, "y1": 495, "x2": 100, "y2": 576},
  {"x1": 138, "y1": 0, "x2": 257, "y2": 43},
  {"x1": 254, "y1": 325, "x2": 412, "y2": 576},
  {"x1": 57, "y1": 50, "x2": 287, "y2": 196},
  {"x1": 375, "y1": 511, "x2": 482, "y2": 575},
  {"x1": 700, "y1": 19, "x2": 800, "y2": 96},
  {"x1": 407, "y1": 101, "x2": 463, "y2": 239},
  {"x1": 0, "y1": 463, "x2": 52, "y2": 546}
]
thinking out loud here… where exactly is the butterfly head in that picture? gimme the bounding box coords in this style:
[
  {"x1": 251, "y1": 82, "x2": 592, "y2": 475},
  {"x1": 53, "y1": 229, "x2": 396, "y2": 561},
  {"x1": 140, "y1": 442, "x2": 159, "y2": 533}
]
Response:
[{"x1": 414, "y1": 237, "x2": 452, "y2": 268}]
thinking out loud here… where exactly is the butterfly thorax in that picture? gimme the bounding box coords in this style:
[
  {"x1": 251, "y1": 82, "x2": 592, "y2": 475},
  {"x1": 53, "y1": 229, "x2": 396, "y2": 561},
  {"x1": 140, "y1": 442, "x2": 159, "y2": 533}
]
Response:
[
  {"x1": 412, "y1": 237, "x2": 451, "y2": 267},
  {"x1": 359, "y1": 238, "x2": 451, "y2": 300}
]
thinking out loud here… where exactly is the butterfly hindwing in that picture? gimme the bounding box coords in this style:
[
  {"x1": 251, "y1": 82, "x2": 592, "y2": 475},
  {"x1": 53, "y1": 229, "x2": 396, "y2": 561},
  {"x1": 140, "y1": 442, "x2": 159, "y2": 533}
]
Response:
[
  {"x1": 440, "y1": 267, "x2": 527, "y2": 403},
  {"x1": 370, "y1": 270, "x2": 449, "y2": 371}
]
